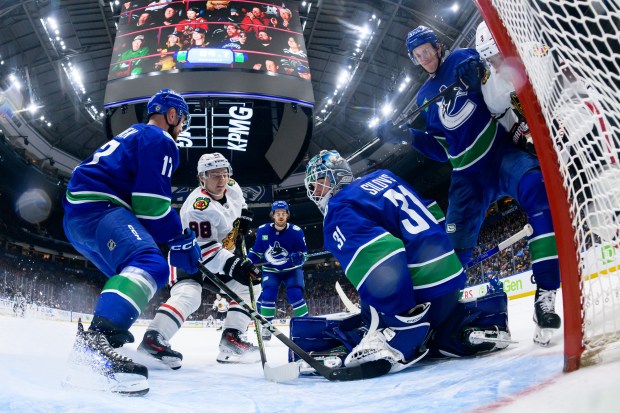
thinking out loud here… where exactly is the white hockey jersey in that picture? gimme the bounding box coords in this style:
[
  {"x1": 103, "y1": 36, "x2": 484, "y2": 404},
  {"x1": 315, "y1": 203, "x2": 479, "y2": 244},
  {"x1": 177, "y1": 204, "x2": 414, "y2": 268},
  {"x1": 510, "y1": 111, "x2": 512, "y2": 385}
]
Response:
[
  {"x1": 481, "y1": 42, "x2": 553, "y2": 131},
  {"x1": 481, "y1": 64, "x2": 517, "y2": 131},
  {"x1": 213, "y1": 297, "x2": 229, "y2": 313},
  {"x1": 179, "y1": 179, "x2": 247, "y2": 275}
]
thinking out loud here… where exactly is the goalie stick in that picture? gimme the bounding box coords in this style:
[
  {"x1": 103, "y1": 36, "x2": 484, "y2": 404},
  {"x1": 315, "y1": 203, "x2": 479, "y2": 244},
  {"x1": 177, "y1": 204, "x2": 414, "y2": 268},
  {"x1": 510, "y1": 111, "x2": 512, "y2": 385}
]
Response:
[
  {"x1": 335, "y1": 281, "x2": 360, "y2": 313},
  {"x1": 465, "y1": 224, "x2": 533, "y2": 270},
  {"x1": 197, "y1": 262, "x2": 392, "y2": 382}
]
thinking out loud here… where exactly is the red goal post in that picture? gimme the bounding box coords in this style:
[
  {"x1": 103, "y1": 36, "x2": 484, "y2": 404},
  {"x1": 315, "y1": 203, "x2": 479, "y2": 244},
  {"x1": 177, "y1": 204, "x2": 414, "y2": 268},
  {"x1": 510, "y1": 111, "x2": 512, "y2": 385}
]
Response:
[{"x1": 474, "y1": 0, "x2": 620, "y2": 372}]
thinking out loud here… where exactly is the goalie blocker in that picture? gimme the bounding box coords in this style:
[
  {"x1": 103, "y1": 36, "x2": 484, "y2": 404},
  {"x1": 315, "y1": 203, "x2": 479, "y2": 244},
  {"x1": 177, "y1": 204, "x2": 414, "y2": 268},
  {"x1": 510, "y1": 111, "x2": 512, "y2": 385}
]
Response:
[{"x1": 289, "y1": 291, "x2": 512, "y2": 371}]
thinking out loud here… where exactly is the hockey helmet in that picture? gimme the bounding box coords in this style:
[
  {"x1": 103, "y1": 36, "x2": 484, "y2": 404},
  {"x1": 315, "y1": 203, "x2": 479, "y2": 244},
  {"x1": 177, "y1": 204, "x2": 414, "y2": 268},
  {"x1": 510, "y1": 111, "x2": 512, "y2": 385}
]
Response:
[
  {"x1": 304, "y1": 150, "x2": 353, "y2": 214},
  {"x1": 270, "y1": 200, "x2": 289, "y2": 216},
  {"x1": 476, "y1": 21, "x2": 500, "y2": 60},
  {"x1": 406, "y1": 26, "x2": 439, "y2": 65},
  {"x1": 197, "y1": 152, "x2": 232, "y2": 176},
  {"x1": 147, "y1": 89, "x2": 190, "y2": 130}
]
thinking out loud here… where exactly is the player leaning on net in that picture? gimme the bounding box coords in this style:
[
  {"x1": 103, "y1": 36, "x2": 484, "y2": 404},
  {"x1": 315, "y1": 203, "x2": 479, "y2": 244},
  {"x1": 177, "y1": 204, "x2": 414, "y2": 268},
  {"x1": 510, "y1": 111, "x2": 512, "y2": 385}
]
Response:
[
  {"x1": 62, "y1": 89, "x2": 201, "y2": 395},
  {"x1": 299, "y1": 150, "x2": 512, "y2": 374},
  {"x1": 475, "y1": 21, "x2": 537, "y2": 155},
  {"x1": 377, "y1": 26, "x2": 561, "y2": 346},
  {"x1": 139, "y1": 152, "x2": 262, "y2": 367},
  {"x1": 247, "y1": 200, "x2": 309, "y2": 341},
  {"x1": 476, "y1": 21, "x2": 619, "y2": 244}
]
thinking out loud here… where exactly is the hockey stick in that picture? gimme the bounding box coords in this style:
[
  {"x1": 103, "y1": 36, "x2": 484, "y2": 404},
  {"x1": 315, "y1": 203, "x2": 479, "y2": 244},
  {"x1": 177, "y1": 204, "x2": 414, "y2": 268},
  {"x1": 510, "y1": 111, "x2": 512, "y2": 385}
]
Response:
[
  {"x1": 394, "y1": 81, "x2": 460, "y2": 128},
  {"x1": 240, "y1": 237, "x2": 268, "y2": 369},
  {"x1": 464, "y1": 224, "x2": 533, "y2": 270},
  {"x1": 335, "y1": 281, "x2": 360, "y2": 313},
  {"x1": 254, "y1": 250, "x2": 332, "y2": 268},
  {"x1": 197, "y1": 262, "x2": 392, "y2": 381}
]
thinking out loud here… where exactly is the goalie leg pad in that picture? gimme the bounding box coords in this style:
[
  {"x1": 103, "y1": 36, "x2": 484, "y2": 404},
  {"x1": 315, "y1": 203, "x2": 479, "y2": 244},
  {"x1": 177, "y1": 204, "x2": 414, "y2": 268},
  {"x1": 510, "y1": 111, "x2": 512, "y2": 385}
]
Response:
[
  {"x1": 430, "y1": 291, "x2": 511, "y2": 357},
  {"x1": 344, "y1": 304, "x2": 431, "y2": 373},
  {"x1": 288, "y1": 313, "x2": 363, "y2": 362}
]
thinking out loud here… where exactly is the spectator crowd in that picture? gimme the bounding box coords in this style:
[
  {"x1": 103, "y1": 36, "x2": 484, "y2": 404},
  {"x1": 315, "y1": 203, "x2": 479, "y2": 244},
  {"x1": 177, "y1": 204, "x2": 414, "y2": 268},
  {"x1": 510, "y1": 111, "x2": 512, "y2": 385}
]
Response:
[{"x1": 0, "y1": 208, "x2": 533, "y2": 319}]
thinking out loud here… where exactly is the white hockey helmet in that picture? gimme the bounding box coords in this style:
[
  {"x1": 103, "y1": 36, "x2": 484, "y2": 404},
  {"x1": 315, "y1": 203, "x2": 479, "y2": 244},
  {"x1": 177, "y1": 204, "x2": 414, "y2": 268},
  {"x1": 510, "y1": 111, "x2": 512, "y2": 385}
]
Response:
[
  {"x1": 197, "y1": 152, "x2": 232, "y2": 176},
  {"x1": 475, "y1": 21, "x2": 500, "y2": 60}
]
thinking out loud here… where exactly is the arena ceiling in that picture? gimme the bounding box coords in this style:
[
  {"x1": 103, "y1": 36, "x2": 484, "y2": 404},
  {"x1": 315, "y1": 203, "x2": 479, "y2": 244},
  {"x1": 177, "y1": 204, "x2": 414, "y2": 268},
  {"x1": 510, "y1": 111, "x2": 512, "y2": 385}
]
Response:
[
  {"x1": 0, "y1": 0, "x2": 479, "y2": 163},
  {"x1": 0, "y1": 0, "x2": 482, "y2": 239}
]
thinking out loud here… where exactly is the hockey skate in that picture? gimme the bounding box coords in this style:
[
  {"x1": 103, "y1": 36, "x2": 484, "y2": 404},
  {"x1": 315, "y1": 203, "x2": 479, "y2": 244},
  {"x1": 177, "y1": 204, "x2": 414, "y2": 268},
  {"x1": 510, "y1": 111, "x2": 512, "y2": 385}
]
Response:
[
  {"x1": 138, "y1": 330, "x2": 183, "y2": 370},
  {"x1": 462, "y1": 326, "x2": 515, "y2": 353},
  {"x1": 216, "y1": 328, "x2": 261, "y2": 364},
  {"x1": 65, "y1": 320, "x2": 148, "y2": 396},
  {"x1": 533, "y1": 288, "x2": 561, "y2": 346},
  {"x1": 261, "y1": 326, "x2": 272, "y2": 342}
]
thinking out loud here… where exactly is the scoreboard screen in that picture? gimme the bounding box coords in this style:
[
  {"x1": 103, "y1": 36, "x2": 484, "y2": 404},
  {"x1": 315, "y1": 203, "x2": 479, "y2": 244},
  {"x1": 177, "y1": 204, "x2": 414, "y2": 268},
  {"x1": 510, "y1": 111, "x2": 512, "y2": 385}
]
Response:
[{"x1": 103, "y1": 0, "x2": 314, "y2": 185}]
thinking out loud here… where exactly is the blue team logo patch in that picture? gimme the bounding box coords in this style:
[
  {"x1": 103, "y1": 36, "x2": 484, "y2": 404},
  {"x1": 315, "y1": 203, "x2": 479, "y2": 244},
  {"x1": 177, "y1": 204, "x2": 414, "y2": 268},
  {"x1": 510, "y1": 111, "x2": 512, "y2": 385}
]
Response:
[
  {"x1": 265, "y1": 241, "x2": 290, "y2": 265},
  {"x1": 447, "y1": 223, "x2": 456, "y2": 233},
  {"x1": 262, "y1": 235, "x2": 268, "y2": 240}
]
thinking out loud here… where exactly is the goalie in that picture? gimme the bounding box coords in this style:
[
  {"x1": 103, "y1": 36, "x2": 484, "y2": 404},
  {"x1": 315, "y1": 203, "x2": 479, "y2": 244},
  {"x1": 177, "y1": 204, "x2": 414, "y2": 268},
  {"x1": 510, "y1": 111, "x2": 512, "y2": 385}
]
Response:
[{"x1": 299, "y1": 150, "x2": 513, "y2": 374}]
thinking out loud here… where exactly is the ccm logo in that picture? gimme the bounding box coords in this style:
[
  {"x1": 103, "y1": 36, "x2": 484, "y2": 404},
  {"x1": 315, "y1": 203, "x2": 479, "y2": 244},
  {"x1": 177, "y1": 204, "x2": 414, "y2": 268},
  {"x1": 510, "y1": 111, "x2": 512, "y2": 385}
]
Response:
[{"x1": 170, "y1": 240, "x2": 197, "y2": 250}]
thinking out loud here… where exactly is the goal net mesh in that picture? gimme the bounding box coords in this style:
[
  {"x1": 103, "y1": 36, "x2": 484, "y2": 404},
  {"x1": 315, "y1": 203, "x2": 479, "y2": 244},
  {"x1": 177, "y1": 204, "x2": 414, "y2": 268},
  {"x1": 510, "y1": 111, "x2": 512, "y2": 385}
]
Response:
[{"x1": 483, "y1": 0, "x2": 620, "y2": 366}]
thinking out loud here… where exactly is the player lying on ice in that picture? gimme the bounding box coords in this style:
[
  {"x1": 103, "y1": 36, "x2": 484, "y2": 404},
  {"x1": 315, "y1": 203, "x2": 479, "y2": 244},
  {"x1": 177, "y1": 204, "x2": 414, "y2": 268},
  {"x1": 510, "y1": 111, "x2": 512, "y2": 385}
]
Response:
[{"x1": 296, "y1": 149, "x2": 514, "y2": 374}]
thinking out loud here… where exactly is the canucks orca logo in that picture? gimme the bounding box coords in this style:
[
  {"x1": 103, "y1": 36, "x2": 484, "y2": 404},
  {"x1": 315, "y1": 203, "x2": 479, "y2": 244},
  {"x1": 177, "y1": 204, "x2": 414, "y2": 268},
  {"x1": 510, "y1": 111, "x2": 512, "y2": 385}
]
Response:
[
  {"x1": 438, "y1": 84, "x2": 476, "y2": 131},
  {"x1": 265, "y1": 241, "x2": 290, "y2": 265}
]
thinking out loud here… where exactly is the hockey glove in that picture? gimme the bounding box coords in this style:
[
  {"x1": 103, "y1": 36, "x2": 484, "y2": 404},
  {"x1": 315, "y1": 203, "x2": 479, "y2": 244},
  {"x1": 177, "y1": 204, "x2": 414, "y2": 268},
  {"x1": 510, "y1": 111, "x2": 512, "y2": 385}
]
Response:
[
  {"x1": 168, "y1": 228, "x2": 201, "y2": 274},
  {"x1": 236, "y1": 208, "x2": 254, "y2": 236},
  {"x1": 456, "y1": 56, "x2": 486, "y2": 92},
  {"x1": 289, "y1": 251, "x2": 307, "y2": 266},
  {"x1": 508, "y1": 121, "x2": 536, "y2": 155},
  {"x1": 376, "y1": 121, "x2": 412, "y2": 145},
  {"x1": 223, "y1": 255, "x2": 261, "y2": 286}
]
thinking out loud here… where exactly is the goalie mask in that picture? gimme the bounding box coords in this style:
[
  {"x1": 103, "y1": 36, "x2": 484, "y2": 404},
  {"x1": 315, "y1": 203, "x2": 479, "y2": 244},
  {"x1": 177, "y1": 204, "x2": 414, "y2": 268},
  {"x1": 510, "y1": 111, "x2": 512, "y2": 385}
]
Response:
[{"x1": 304, "y1": 150, "x2": 353, "y2": 214}]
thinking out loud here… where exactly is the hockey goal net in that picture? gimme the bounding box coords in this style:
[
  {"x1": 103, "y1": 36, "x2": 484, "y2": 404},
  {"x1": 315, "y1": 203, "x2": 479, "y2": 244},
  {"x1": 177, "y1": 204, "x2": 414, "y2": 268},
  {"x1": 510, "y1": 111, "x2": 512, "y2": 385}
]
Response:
[{"x1": 474, "y1": 0, "x2": 620, "y2": 371}]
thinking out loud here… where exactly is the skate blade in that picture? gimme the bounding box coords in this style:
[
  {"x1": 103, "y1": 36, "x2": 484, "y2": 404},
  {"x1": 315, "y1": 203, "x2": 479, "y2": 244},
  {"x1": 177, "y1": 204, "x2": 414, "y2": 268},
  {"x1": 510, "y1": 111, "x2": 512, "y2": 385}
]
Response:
[
  {"x1": 159, "y1": 356, "x2": 182, "y2": 370},
  {"x1": 137, "y1": 347, "x2": 182, "y2": 370},
  {"x1": 469, "y1": 331, "x2": 518, "y2": 345},
  {"x1": 216, "y1": 351, "x2": 261, "y2": 364},
  {"x1": 264, "y1": 362, "x2": 300, "y2": 382},
  {"x1": 533, "y1": 326, "x2": 555, "y2": 346},
  {"x1": 64, "y1": 365, "x2": 149, "y2": 396}
]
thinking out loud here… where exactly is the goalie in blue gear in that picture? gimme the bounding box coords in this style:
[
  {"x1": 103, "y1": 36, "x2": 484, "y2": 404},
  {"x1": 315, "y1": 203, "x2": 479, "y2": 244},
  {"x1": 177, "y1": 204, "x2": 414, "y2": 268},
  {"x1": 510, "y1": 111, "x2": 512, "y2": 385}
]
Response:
[
  {"x1": 297, "y1": 149, "x2": 513, "y2": 375},
  {"x1": 248, "y1": 200, "x2": 309, "y2": 341}
]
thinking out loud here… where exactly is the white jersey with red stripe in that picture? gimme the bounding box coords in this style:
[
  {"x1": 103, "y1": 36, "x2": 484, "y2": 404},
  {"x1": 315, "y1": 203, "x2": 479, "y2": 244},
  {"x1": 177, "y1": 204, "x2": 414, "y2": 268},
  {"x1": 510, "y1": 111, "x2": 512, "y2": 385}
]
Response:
[{"x1": 179, "y1": 178, "x2": 247, "y2": 276}]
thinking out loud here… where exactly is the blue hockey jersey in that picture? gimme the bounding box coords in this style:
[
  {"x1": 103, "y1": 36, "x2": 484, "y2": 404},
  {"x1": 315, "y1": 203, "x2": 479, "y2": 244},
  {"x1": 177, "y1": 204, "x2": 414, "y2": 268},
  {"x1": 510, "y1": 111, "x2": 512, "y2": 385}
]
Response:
[
  {"x1": 323, "y1": 169, "x2": 465, "y2": 303},
  {"x1": 413, "y1": 48, "x2": 504, "y2": 173},
  {"x1": 248, "y1": 223, "x2": 308, "y2": 272},
  {"x1": 64, "y1": 123, "x2": 182, "y2": 244}
]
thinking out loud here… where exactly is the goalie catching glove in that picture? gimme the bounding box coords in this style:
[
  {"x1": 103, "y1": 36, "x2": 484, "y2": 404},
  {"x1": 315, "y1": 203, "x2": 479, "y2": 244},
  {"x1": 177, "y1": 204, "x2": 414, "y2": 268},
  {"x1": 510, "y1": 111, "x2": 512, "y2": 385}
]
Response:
[{"x1": 222, "y1": 255, "x2": 261, "y2": 286}]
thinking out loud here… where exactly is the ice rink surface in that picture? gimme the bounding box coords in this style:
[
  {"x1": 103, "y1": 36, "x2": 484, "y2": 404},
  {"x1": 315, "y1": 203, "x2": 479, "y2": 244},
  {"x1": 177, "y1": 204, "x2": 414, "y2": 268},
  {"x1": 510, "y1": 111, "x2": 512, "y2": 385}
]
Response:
[{"x1": 1, "y1": 293, "x2": 620, "y2": 413}]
